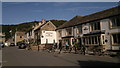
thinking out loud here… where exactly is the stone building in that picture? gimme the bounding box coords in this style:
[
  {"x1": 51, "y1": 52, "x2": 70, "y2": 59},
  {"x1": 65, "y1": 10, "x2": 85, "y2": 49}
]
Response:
[
  {"x1": 15, "y1": 31, "x2": 25, "y2": 45},
  {"x1": 34, "y1": 19, "x2": 57, "y2": 46},
  {"x1": 0, "y1": 32, "x2": 5, "y2": 43},
  {"x1": 25, "y1": 19, "x2": 57, "y2": 49},
  {"x1": 25, "y1": 27, "x2": 35, "y2": 44}
]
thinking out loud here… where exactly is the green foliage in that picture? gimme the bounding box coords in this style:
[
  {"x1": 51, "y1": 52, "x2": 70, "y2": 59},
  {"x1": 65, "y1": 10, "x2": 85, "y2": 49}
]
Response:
[
  {"x1": 2, "y1": 21, "x2": 38, "y2": 40},
  {"x1": 50, "y1": 20, "x2": 67, "y2": 27},
  {"x1": 2, "y1": 25, "x2": 17, "y2": 40},
  {"x1": 16, "y1": 21, "x2": 38, "y2": 32}
]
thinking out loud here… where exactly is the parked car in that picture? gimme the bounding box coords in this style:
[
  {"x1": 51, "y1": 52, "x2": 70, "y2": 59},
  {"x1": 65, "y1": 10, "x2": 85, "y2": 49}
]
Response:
[
  {"x1": 10, "y1": 43, "x2": 15, "y2": 46},
  {"x1": 0, "y1": 42, "x2": 4, "y2": 48},
  {"x1": 18, "y1": 43, "x2": 28, "y2": 49}
]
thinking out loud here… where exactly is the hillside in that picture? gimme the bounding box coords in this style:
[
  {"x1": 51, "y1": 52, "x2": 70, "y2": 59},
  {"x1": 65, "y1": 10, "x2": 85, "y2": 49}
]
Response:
[{"x1": 2, "y1": 20, "x2": 66, "y2": 40}]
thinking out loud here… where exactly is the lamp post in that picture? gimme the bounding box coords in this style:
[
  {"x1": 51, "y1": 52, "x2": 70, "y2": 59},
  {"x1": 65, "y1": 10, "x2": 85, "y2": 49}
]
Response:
[
  {"x1": 9, "y1": 30, "x2": 12, "y2": 37},
  {"x1": 9, "y1": 30, "x2": 12, "y2": 43},
  {"x1": 15, "y1": 32, "x2": 16, "y2": 46}
]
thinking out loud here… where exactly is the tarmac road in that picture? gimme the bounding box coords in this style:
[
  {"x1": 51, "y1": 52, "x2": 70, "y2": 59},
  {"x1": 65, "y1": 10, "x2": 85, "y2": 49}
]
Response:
[{"x1": 1, "y1": 47, "x2": 120, "y2": 68}]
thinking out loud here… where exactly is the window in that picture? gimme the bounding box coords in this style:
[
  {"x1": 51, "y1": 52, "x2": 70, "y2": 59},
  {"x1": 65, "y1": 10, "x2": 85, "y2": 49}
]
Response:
[
  {"x1": 82, "y1": 38, "x2": 84, "y2": 44},
  {"x1": 110, "y1": 16, "x2": 120, "y2": 28},
  {"x1": 91, "y1": 21, "x2": 101, "y2": 31},
  {"x1": 89, "y1": 37, "x2": 91, "y2": 44},
  {"x1": 66, "y1": 28, "x2": 72, "y2": 35},
  {"x1": 91, "y1": 36, "x2": 94, "y2": 44},
  {"x1": 101, "y1": 35, "x2": 105, "y2": 45},
  {"x1": 0, "y1": 36, "x2": 5, "y2": 38},
  {"x1": 95, "y1": 36, "x2": 98, "y2": 44},
  {"x1": 84, "y1": 36, "x2": 100, "y2": 45},
  {"x1": 86, "y1": 37, "x2": 89, "y2": 44},
  {"x1": 112, "y1": 33, "x2": 120, "y2": 45},
  {"x1": 29, "y1": 32, "x2": 30, "y2": 36},
  {"x1": 59, "y1": 30, "x2": 62, "y2": 37},
  {"x1": 77, "y1": 25, "x2": 82, "y2": 34},
  {"x1": 46, "y1": 39, "x2": 48, "y2": 44}
]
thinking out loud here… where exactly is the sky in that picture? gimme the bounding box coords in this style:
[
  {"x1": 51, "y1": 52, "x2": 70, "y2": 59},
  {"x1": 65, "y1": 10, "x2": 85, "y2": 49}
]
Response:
[{"x1": 2, "y1": 2, "x2": 119, "y2": 25}]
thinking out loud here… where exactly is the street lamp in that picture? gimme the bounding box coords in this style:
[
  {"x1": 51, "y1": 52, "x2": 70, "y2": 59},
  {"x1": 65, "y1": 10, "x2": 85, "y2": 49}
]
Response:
[
  {"x1": 9, "y1": 30, "x2": 12, "y2": 41},
  {"x1": 9, "y1": 30, "x2": 12, "y2": 37}
]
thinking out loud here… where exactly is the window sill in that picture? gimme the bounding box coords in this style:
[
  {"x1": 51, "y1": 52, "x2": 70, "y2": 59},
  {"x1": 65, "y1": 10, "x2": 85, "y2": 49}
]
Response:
[
  {"x1": 112, "y1": 44, "x2": 120, "y2": 46},
  {"x1": 77, "y1": 33, "x2": 82, "y2": 35},
  {"x1": 85, "y1": 44, "x2": 100, "y2": 46},
  {"x1": 110, "y1": 26, "x2": 120, "y2": 29},
  {"x1": 90, "y1": 30, "x2": 101, "y2": 32}
]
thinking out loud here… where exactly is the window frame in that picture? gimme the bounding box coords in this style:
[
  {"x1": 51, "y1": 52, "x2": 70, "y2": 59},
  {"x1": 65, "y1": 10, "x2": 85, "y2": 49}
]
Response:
[
  {"x1": 90, "y1": 21, "x2": 101, "y2": 32},
  {"x1": 101, "y1": 34, "x2": 106, "y2": 45},
  {"x1": 65, "y1": 27, "x2": 72, "y2": 36},
  {"x1": 77, "y1": 25, "x2": 82, "y2": 34},
  {"x1": 83, "y1": 35, "x2": 100, "y2": 45},
  {"x1": 110, "y1": 15, "x2": 120, "y2": 29},
  {"x1": 111, "y1": 33, "x2": 120, "y2": 46}
]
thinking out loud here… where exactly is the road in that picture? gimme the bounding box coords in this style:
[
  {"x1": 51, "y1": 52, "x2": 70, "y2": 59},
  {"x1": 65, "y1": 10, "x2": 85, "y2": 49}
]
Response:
[{"x1": 1, "y1": 47, "x2": 120, "y2": 68}]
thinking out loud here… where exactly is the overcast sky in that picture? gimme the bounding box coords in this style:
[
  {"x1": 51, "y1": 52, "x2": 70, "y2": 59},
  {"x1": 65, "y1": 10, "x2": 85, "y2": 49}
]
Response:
[{"x1": 2, "y1": 2, "x2": 119, "y2": 25}]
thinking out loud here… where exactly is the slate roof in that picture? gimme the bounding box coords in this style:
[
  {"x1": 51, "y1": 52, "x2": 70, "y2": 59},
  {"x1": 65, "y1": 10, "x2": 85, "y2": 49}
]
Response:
[{"x1": 57, "y1": 6, "x2": 120, "y2": 29}]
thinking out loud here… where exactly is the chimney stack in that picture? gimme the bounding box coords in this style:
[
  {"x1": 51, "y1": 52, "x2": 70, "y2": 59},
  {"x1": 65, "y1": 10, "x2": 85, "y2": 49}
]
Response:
[
  {"x1": 38, "y1": 21, "x2": 42, "y2": 26},
  {"x1": 32, "y1": 25, "x2": 35, "y2": 28},
  {"x1": 35, "y1": 23, "x2": 38, "y2": 27},
  {"x1": 41, "y1": 19, "x2": 46, "y2": 24}
]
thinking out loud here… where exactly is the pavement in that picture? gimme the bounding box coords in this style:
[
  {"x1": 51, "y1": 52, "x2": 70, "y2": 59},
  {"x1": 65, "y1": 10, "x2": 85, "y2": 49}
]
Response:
[
  {"x1": 1, "y1": 46, "x2": 120, "y2": 68},
  {"x1": 0, "y1": 49, "x2": 2, "y2": 67}
]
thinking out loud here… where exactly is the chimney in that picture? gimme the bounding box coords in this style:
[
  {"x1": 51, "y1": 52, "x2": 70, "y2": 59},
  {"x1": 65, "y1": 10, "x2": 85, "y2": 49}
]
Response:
[
  {"x1": 41, "y1": 19, "x2": 46, "y2": 24},
  {"x1": 35, "y1": 23, "x2": 38, "y2": 27},
  {"x1": 48, "y1": 20, "x2": 51, "y2": 22},
  {"x1": 38, "y1": 21, "x2": 42, "y2": 26},
  {"x1": 32, "y1": 25, "x2": 35, "y2": 28}
]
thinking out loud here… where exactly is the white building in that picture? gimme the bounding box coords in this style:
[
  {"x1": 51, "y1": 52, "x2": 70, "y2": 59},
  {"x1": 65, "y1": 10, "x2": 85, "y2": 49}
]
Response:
[{"x1": 57, "y1": 6, "x2": 120, "y2": 54}]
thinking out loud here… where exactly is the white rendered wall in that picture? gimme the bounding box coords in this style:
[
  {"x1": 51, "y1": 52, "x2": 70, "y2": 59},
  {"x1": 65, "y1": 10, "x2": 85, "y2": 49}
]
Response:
[
  {"x1": 41, "y1": 30, "x2": 57, "y2": 44},
  {"x1": 101, "y1": 19, "x2": 120, "y2": 50}
]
